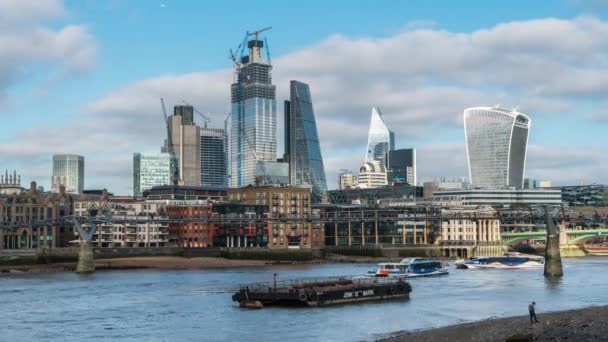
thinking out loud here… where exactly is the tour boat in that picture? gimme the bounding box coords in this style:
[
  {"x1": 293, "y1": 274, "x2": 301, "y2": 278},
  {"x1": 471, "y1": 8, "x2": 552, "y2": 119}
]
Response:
[
  {"x1": 455, "y1": 252, "x2": 544, "y2": 269},
  {"x1": 367, "y1": 258, "x2": 449, "y2": 278},
  {"x1": 584, "y1": 245, "x2": 608, "y2": 256}
]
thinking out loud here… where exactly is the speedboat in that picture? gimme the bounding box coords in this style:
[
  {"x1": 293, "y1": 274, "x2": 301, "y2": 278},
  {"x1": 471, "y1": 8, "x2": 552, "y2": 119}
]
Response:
[
  {"x1": 367, "y1": 258, "x2": 449, "y2": 278},
  {"x1": 455, "y1": 252, "x2": 544, "y2": 269}
]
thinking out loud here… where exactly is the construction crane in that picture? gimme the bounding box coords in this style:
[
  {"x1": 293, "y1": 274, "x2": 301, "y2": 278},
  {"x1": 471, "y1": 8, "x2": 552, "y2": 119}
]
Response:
[
  {"x1": 160, "y1": 98, "x2": 181, "y2": 185},
  {"x1": 161, "y1": 98, "x2": 172, "y2": 154},
  {"x1": 181, "y1": 99, "x2": 211, "y2": 128},
  {"x1": 248, "y1": 26, "x2": 272, "y2": 41},
  {"x1": 229, "y1": 27, "x2": 272, "y2": 69}
]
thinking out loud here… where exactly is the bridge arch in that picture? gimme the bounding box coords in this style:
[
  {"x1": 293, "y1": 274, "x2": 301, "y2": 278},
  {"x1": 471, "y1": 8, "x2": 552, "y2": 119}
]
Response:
[{"x1": 568, "y1": 232, "x2": 608, "y2": 245}]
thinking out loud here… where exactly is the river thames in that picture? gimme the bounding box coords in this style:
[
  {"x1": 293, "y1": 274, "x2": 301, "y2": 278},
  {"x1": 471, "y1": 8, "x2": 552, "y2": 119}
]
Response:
[{"x1": 2, "y1": 257, "x2": 608, "y2": 342}]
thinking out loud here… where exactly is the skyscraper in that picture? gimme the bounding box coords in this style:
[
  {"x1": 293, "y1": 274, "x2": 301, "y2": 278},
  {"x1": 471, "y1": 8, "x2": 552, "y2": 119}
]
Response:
[
  {"x1": 51, "y1": 154, "x2": 84, "y2": 193},
  {"x1": 284, "y1": 80, "x2": 327, "y2": 201},
  {"x1": 365, "y1": 107, "x2": 394, "y2": 168},
  {"x1": 200, "y1": 127, "x2": 226, "y2": 188},
  {"x1": 387, "y1": 148, "x2": 417, "y2": 186},
  {"x1": 165, "y1": 107, "x2": 201, "y2": 186},
  {"x1": 464, "y1": 106, "x2": 531, "y2": 189},
  {"x1": 133, "y1": 152, "x2": 176, "y2": 196},
  {"x1": 230, "y1": 34, "x2": 277, "y2": 188}
]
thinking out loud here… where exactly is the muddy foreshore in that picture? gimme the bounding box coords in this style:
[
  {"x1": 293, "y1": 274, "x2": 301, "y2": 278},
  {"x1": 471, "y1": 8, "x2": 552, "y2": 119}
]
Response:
[
  {"x1": 0, "y1": 254, "x2": 389, "y2": 276},
  {"x1": 380, "y1": 305, "x2": 608, "y2": 342}
]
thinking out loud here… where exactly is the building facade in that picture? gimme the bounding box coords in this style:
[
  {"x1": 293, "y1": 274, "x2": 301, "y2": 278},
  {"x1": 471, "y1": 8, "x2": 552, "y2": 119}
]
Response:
[
  {"x1": 365, "y1": 107, "x2": 394, "y2": 168},
  {"x1": 551, "y1": 185, "x2": 608, "y2": 207},
  {"x1": 439, "y1": 207, "x2": 501, "y2": 243},
  {"x1": 165, "y1": 200, "x2": 215, "y2": 248},
  {"x1": 52, "y1": 154, "x2": 84, "y2": 193},
  {"x1": 358, "y1": 160, "x2": 388, "y2": 189},
  {"x1": 166, "y1": 109, "x2": 201, "y2": 186},
  {"x1": 133, "y1": 152, "x2": 176, "y2": 196},
  {"x1": 230, "y1": 35, "x2": 277, "y2": 188},
  {"x1": 284, "y1": 80, "x2": 328, "y2": 202},
  {"x1": 338, "y1": 170, "x2": 357, "y2": 190},
  {"x1": 387, "y1": 148, "x2": 416, "y2": 186},
  {"x1": 433, "y1": 189, "x2": 562, "y2": 207},
  {"x1": 0, "y1": 170, "x2": 23, "y2": 195},
  {"x1": 228, "y1": 186, "x2": 317, "y2": 249},
  {"x1": 200, "y1": 127, "x2": 226, "y2": 188},
  {"x1": 0, "y1": 182, "x2": 75, "y2": 249},
  {"x1": 464, "y1": 107, "x2": 530, "y2": 189}
]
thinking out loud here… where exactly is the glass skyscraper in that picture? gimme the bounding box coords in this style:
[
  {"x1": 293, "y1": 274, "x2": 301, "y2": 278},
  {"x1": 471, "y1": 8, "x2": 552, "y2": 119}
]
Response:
[
  {"x1": 52, "y1": 154, "x2": 84, "y2": 193},
  {"x1": 365, "y1": 107, "x2": 394, "y2": 168},
  {"x1": 230, "y1": 37, "x2": 277, "y2": 188},
  {"x1": 387, "y1": 148, "x2": 417, "y2": 186},
  {"x1": 200, "y1": 128, "x2": 226, "y2": 188},
  {"x1": 133, "y1": 152, "x2": 176, "y2": 196},
  {"x1": 284, "y1": 80, "x2": 327, "y2": 201},
  {"x1": 464, "y1": 106, "x2": 531, "y2": 189}
]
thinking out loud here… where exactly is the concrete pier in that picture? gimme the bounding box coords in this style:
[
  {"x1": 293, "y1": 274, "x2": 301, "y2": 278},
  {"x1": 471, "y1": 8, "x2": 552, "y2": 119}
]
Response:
[
  {"x1": 76, "y1": 241, "x2": 95, "y2": 273},
  {"x1": 544, "y1": 207, "x2": 563, "y2": 277}
]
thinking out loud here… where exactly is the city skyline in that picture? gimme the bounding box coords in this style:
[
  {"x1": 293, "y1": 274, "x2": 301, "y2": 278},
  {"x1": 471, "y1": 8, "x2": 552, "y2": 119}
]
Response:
[{"x1": 2, "y1": 1, "x2": 608, "y2": 194}]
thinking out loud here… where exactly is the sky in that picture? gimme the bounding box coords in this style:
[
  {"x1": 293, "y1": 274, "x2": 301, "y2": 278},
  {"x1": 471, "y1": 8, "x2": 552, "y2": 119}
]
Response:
[{"x1": 1, "y1": 0, "x2": 608, "y2": 194}]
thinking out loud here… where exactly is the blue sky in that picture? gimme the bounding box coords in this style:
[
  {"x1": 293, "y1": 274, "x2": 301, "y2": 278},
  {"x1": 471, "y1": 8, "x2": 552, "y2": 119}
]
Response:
[{"x1": 1, "y1": 0, "x2": 608, "y2": 193}]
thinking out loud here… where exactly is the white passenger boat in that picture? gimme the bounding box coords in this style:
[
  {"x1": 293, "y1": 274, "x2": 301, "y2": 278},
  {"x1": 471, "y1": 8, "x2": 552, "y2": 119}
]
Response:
[
  {"x1": 455, "y1": 252, "x2": 544, "y2": 269},
  {"x1": 367, "y1": 258, "x2": 449, "y2": 278}
]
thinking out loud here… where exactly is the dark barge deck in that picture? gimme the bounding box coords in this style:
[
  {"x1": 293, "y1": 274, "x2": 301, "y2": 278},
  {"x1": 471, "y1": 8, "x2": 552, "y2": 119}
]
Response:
[{"x1": 232, "y1": 276, "x2": 412, "y2": 307}]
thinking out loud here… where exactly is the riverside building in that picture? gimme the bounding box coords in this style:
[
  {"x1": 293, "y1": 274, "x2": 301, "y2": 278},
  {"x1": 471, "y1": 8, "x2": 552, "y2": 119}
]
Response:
[{"x1": 464, "y1": 107, "x2": 530, "y2": 189}]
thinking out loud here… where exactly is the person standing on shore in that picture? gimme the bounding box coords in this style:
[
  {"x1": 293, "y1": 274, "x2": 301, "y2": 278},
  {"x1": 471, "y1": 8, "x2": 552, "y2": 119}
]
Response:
[{"x1": 529, "y1": 302, "x2": 539, "y2": 324}]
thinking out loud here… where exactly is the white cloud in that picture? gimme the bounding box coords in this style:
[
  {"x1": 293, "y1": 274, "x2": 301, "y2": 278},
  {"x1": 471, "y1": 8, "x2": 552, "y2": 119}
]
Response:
[
  {"x1": 4, "y1": 15, "x2": 608, "y2": 192},
  {"x1": 0, "y1": 0, "x2": 95, "y2": 105}
]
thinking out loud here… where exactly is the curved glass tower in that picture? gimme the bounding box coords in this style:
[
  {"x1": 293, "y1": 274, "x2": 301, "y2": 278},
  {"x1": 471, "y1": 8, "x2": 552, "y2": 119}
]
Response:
[
  {"x1": 365, "y1": 107, "x2": 394, "y2": 167},
  {"x1": 285, "y1": 81, "x2": 327, "y2": 202},
  {"x1": 464, "y1": 107, "x2": 531, "y2": 189}
]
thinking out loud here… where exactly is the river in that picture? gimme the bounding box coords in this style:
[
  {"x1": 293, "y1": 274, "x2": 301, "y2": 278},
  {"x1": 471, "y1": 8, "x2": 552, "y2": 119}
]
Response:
[{"x1": 1, "y1": 258, "x2": 608, "y2": 342}]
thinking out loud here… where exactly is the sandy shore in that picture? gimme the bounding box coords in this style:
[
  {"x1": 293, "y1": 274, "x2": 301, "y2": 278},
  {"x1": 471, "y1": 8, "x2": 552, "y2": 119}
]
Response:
[
  {"x1": 0, "y1": 256, "x2": 301, "y2": 275},
  {"x1": 380, "y1": 305, "x2": 608, "y2": 342}
]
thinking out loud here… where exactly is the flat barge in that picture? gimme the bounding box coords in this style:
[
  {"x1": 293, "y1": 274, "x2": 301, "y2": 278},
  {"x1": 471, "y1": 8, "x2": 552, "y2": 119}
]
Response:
[{"x1": 232, "y1": 276, "x2": 412, "y2": 307}]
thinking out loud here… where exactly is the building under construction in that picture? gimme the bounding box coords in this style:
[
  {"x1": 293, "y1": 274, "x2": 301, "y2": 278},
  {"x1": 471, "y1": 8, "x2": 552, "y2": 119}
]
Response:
[{"x1": 229, "y1": 28, "x2": 277, "y2": 188}]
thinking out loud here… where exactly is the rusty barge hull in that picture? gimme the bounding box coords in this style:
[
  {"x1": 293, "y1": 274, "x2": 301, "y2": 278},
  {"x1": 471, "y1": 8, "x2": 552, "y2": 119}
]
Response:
[{"x1": 232, "y1": 277, "x2": 412, "y2": 307}]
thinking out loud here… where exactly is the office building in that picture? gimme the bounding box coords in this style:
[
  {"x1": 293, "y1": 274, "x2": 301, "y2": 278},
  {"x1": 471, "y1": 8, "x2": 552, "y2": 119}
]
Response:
[
  {"x1": 365, "y1": 107, "x2": 394, "y2": 168},
  {"x1": 173, "y1": 105, "x2": 194, "y2": 125},
  {"x1": 550, "y1": 185, "x2": 608, "y2": 207},
  {"x1": 284, "y1": 80, "x2": 328, "y2": 201},
  {"x1": 51, "y1": 154, "x2": 84, "y2": 194},
  {"x1": 358, "y1": 160, "x2": 388, "y2": 189},
  {"x1": 230, "y1": 33, "x2": 277, "y2": 188},
  {"x1": 338, "y1": 170, "x2": 357, "y2": 190},
  {"x1": 200, "y1": 127, "x2": 226, "y2": 188},
  {"x1": 387, "y1": 148, "x2": 416, "y2": 186},
  {"x1": 423, "y1": 179, "x2": 470, "y2": 198},
  {"x1": 256, "y1": 161, "x2": 289, "y2": 186},
  {"x1": 133, "y1": 152, "x2": 176, "y2": 196},
  {"x1": 433, "y1": 189, "x2": 562, "y2": 207},
  {"x1": 165, "y1": 107, "x2": 201, "y2": 186},
  {"x1": 464, "y1": 106, "x2": 530, "y2": 189}
]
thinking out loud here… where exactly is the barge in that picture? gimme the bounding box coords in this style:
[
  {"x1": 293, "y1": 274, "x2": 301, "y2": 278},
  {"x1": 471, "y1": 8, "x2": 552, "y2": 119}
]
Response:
[{"x1": 232, "y1": 276, "x2": 411, "y2": 307}]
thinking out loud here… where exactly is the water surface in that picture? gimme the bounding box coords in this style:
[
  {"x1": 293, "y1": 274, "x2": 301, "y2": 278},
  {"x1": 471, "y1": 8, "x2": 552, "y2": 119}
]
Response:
[{"x1": 1, "y1": 258, "x2": 607, "y2": 341}]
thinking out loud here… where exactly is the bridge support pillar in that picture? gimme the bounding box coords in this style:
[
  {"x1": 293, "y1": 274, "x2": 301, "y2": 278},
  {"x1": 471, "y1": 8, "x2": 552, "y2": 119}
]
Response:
[
  {"x1": 544, "y1": 207, "x2": 563, "y2": 278},
  {"x1": 76, "y1": 241, "x2": 95, "y2": 274}
]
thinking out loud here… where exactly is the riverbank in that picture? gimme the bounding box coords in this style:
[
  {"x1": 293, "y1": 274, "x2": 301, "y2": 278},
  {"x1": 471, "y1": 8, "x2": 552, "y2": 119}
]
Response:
[
  {"x1": 380, "y1": 305, "x2": 608, "y2": 342},
  {"x1": 0, "y1": 254, "x2": 391, "y2": 275}
]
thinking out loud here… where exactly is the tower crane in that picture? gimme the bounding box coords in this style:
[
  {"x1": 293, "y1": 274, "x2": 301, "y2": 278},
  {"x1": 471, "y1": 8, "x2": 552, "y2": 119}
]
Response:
[
  {"x1": 160, "y1": 98, "x2": 181, "y2": 185},
  {"x1": 181, "y1": 99, "x2": 211, "y2": 128}
]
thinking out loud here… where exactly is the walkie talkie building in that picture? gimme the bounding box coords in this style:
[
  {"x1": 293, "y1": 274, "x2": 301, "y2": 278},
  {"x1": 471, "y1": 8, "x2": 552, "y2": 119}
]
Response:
[{"x1": 464, "y1": 107, "x2": 531, "y2": 190}]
